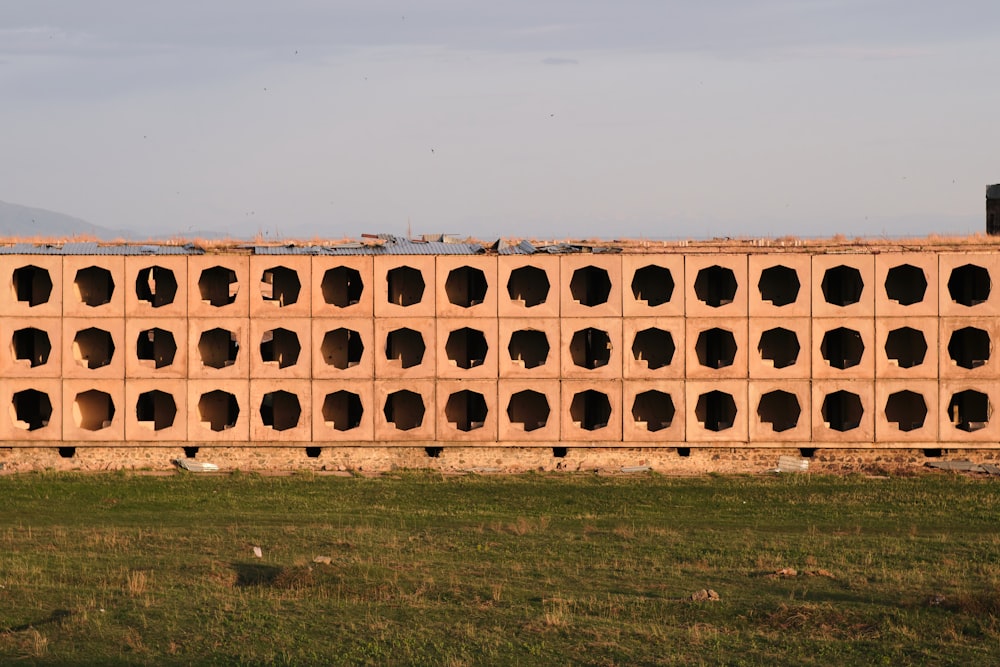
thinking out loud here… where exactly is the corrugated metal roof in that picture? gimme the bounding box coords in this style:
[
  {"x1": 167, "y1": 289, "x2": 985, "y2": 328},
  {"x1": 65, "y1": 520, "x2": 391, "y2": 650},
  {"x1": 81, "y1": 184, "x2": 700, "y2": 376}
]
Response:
[
  {"x1": 0, "y1": 242, "x2": 203, "y2": 255},
  {"x1": 495, "y1": 239, "x2": 537, "y2": 255},
  {"x1": 251, "y1": 238, "x2": 484, "y2": 255}
]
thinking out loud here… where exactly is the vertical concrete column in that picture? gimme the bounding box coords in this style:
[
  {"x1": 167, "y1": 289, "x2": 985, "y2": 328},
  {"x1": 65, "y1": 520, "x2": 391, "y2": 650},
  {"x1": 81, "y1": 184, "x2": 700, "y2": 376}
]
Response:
[
  {"x1": 311, "y1": 318, "x2": 374, "y2": 379},
  {"x1": 0, "y1": 255, "x2": 63, "y2": 317},
  {"x1": 187, "y1": 379, "x2": 250, "y2": 442},
  {"x1": 560, "y1": 318, "x2": 623, "y2": 379},
  {"x1": 560, "y1": 254, "x2": 623, "y2": 318},
  {"x1": 0, "y1": 316, "x2": 63, "y2": 378},
  {"x1": 62, "y1": 255, "x2": 126, "y2": 318},
  {"x1": 62, "y1": 318, "x2": 126, "y2": 379},
  {"x1": 436, "y1": 255, "x2": 498, "y2": 317},
  {"x1": 811, "y1": 380, "x2": 875, "y2": 443},
  {"x1": 63, "y1": 378, "x2": 126, "y2": 442},
  {"x1": 124, "y1": 378, "x2": 188, "y2": 442},
  {"x1": 436, "y1": 380, "x2": 498, "y2": 442},
  {"x1": 623, "y1": 318, "x2": 685, "y2": 380},
  {"x1": 874, "y1": 253, "x2": 938, "y2": 317},
  {"x1": 125, "y1": 318, "x2": 188, "y2": 379},
  {"x1": 311, "y1": 379, "x2": 375, "y2": 442},
  {"x1": 498, "y1": 255, "x2": 560, "y2": 318},
  {"x1": 0, "y1": 378, "x2": 63, "y2": 442},
  {"x1": 250, "y1": 378, "x2": 313, "y2": 442},
  {"x1": 938, "y1": 380, "x2": 1000, "y2": 443},
  {"x1": 249, "y1": 318, "x2": 312, "y2": 379},
  {"x1": 811, "y1": 254, "x2": 875, "y2": 318},
  {"x1": 311, "y1": 255, "x2": 374, "y2": 317},
  {"x1": 498, "y1": 379, "x2": 560, "y2": 441},
  {"x1": 748, "y1": 380, "x2": 811, "y2": 443},
  {"x1": 748, "y1": 317, "x2": 810, "y2": 379},
  {"x1": 374, "y1": 379, "x2": 436, "y2": 442},
  {"x1": 622, "y1": 379, "x2": 684, "y2": 443},
  {"x1": 436, "y1": 318, "x2": 498, "y2": 379},
  {"x1": 125, "y1": 255, "x2": 189, "y2": 319},
  {"x1": 874, "y1": 379, "x2": 938, "y2": 443},
  {"x1": 373, "y1": 256, "x2": 436, "y2": 318},
  {"x1": 748, "y1": 254, "x2": 811, "y2": 318},
  {"x1": 938, "y1": 253, "x2": 1000, "y2": 316},
  {"x1": 811, "y1": 318, "x2": 875, "y2": 379},
  {"x1": 875, "y1": 317, "x2": 938, "y2": 379},
  {"x1": 622, "y1": 255, "x2": 685, "y2": 317},
  {"x1": 249, "y1": 254, "x2": 312, "y2": 318},
  {"x1": 685, "y1": 380, "x2": 748, "y2": 444},
  {"x1": 560, "y1": 379, "x2": 622, "y2": 442},
  {"x1": 498, "y1": 318, "x2": 560, "y2": 379}
]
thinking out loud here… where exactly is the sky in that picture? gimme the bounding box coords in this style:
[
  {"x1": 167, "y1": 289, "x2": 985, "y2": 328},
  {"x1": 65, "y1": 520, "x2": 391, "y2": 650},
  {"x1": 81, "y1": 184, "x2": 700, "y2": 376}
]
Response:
[{"x1": 1, "y1": 1, "x2": 999, "y2": 240}]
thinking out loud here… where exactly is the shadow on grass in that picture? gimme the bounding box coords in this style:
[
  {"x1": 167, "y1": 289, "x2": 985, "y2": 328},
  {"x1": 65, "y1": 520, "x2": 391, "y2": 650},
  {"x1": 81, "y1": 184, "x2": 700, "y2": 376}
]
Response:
[
  {"x1": 1, "y1": 609, "x2": 72, "y2": 633},
  {"x1": 231, "y1": 562, "x2": 282, "y2": 587}
]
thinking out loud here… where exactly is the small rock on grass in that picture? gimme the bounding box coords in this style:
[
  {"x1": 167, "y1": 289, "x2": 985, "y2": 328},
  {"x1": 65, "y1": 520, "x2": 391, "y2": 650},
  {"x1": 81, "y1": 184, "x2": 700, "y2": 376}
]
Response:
[
  {"x1": 690, "y1": 589, "x2": 721, "y2": 602},
  {"x1": 313, "y1": 556, "x2": 332, "y2": 564}
]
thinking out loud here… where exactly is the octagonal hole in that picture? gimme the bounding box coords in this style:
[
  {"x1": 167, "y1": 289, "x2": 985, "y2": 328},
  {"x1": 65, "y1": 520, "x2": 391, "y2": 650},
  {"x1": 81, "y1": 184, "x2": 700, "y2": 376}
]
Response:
[
  {"x1": 694, "y1": 265, "x2": 737, "y2": 308},
  {"x1": 821, "y1": 265, "x2": 864, "y2": 306},
  {"x1": 11, "y1": 389, "x2": 52, "y2": 431},
  {"x1": 884, "y1": 390, "x2": 927, "y2": 433},
  {"x1": 631, "y1": 328, "x2": 675, "y2": 370},
  {"x1": 948, "y1": 327, "x2": 990, "y2": 369},
  {"x1": 445, "y1": 327, "x2": 488, "y2": 369},
  {"x1": 198, "y1": 328, "x2": 239, "y2": 369},
  {"x1": 445, "y1": 390, "x2": 488, "y2": 432},
  {"x1": 695, "y1": 328, "x2": 737, "y2": 369},
  {"x1": 385, "y1": 328, "x2": 425, "y2": 369},
  {"x1": 820, "y1": 327, "x2": 864, "y2": 370},
  {"x1": 821, "y1": 391, "x2": 863, "y2": 432},
  {"x1": 75, "y1": 266, "x2": 115, "y2": 307},
  {"x1": 884, "y1": 264, "x2": 927, "y2": 306},
  {"x1": 445, "y1": 266, "x2": 488, "y2": 308},
  {"x1": 12, "y1": 327, "x2": 51, "y2": 368},
  {"x1": 948, "y1": 389, "x2": 991, "y2": 432},
  {"x1": 199, "y1": 266, "x2": 239, "y2": 307},
  {"x1": 74, "y1": 389, "x2": 115, "y2": 431},
  {"x1": 948, "y1": 264, "x2": 991, "y2": 307},
  {"x1": 757, "y1": 328, "x2": 799, "y2": 369},
  {"x1": 507, "y1": 266, "x2": 549, "y2": 308},
  {"x1": 321, "y1": 328, "x2": 364, "y2": 369},
  {"x1": 506, "y1": 390, "x2": 550, "y2": 432},
  {"x1": 631, "y1": 265, "x2": 675, "y2": 307},
  {"x1": 507, "y1": 329, "x2": 549, "y2": 369},
  {"x1": 198, "y1": 390, "x2": 239, "y2": 432},
  {"x1": 631, "y1": 390, "x2": 675, "y2": 432},
  {"x1": 386, "y1": 266, "x2": 425, "y2": 307},
  {"x1": 757, "y1": 265, "x2": 800, "y2": 307},
  {"x1": 136, "y1": 390, "x2": 177, "y2": 431},
  {"x1": 260, "y1": 266, "x2": 300, "y2": 307},
  {"x1": 136, "y1": 328, "x2": 177, "y2": 369},
  {"x1": 259, "y1": 328, "x2": 301, "y2": 369},
  {"x1": 12, "y1": 265, "x2": 52, "y2": 306},
  {"x1": 757, "y1": 390, "x2": 801, "y2": 433},
  {"x1": 322, "y1": 391, "x2": 363, "y2": 431},
  {"x1": 570, "y1": 390, "x2": 612, "y2": 431},
  {"x1": 321, "y1": 266, "x2": 363, "y2": 307},
  {"x1": 72, "y1": 327, "x2": 115, "y2": 370},
  {"x1": 570, "y1": 328, "x2": 612, "y2": 369},
  {"x1": 885, "y1": 327, "x2": 927, "y2": 369},
  {"x1": 383, "y1": 390, "x2": 425, "y2": 431},
  {"x1": 135, "y1": 265, "x2": 177, "y2": 308},
  {"x1": 569, "y1": 266, "x2": 611, "y2": 307},
  {"x1": 260, "y1": 390, "x2": 301, "y2": 431},
  {"x1": 695, "y1": 390, "x2": 737, "y2": 432}
]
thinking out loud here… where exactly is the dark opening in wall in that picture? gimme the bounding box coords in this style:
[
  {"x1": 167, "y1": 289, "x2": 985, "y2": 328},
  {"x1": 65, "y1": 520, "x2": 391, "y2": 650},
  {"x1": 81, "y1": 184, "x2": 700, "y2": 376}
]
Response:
[
  {"x1": 570, "y1": 390, "x2": 612, "y2": 431},
  {"x1": 757, "y1": 328, "x2": 799, "y2": 369},
  {"x1": 507, "y1": 329, "x2": 550, "y2": 369},
  {"x1": 198, "y1": 328, "x2": 239, "y2": 369},
  {"x1": 260, "y1": 266, "x2": 301, "y2": 307},
  {"x1": 821, "y1": 391, "x2": 863, "y2": 432},
  {"x1": 569, "y1": 266, "x2": 612, "y2": 307},
  {"x1": 12, "y1": 265, "x2": 53, "y2": 306},
  {"x1": 197, "y1": 390, "x2": 240, "y2": 432},
  {"x1": 884, "y1": 264, "x2": 927, "y2": 306},
  {"x1": 631, "y1": 328, "x2": 675, "y2": 370},
  {"x1": 321, "y1": 266, "x2": 364, "y2": 307},
  {"x1": 11, "y1": 388, "x2": 52, "y2": 431},
  {"x1": 74, "y1": 389, "x2": 115, "y2": 431},
  {"x1": 922, "y1": 448, "x2": 943, "y2": 458},
  {"x1": 72, "y1": 328, "x2": 115, "y2": 370},
  {"x1": 757, "y1": 265, "x2": 800, "y2": 307},
  {"x1": 135, "y1": 265, "x2": 177, "y2": 308},
  {"x1": 384, "y1": 328, "x2": 425, "y2": 369},
  {"x1": 445, "y1": 390, "x2": 488, "y2": 431},
  {"x1": 321, "y1": 328, "x2": 364, "y2": 369},
  {"x1": 757, "y1": 390, "x2": 801, "y2": 433},
  {"x1": 259, "y1": 328, "x2": 301, "y2": 369},
  {"x1": 677, "y1": 447, "x2": 690, "y2": 457},
  {"x1": 570, "y1": 328, "x2": 612, "y2": 369},
  {"x1": 631, "y1": 265, "x2": 675, "y2": 307},
  {"x1": 631, "y1": 390, "x2": 675, "y2": 432},
  {"x1": 694, "y1": 265, "x2": 737, "y2": 308},
  {"x1": 948, "y1": 389, "x2": 990, "y2": 432},
  {"x1": 695, "y1": 328, "x2": 737, "y2": 369},
  {"x1": 799, "y1": 448, "x2": 816, "y2": 458},
  {"x1": 695, "y1": 390, "x2": 737, "y2": 432},
  {"x1": 947, "y1": 264, "x2": 991, "y2": 307},
  {"x1": 199, "y1": 266, "x2": 239, "y2": 307},
  {"x1": 135, "y1": 389, "x2": 177, "y2": 431},
  {"x1": 305, "y1": 447, "x2": 321, "y2": 458},
  {"x1": 506, "y1": 389, "x2": 550, "y2": 432},
  {"x1": 552, "y1": 446, "x2": 567, "y2": 458},
  {"x1": 821, "y1": 265, "x2": 864, "y2": 306},
  {"x1": 12, "y1": 327, "x2": 51, "y2": 368},
  {"x1": 260, "y1": 390, "x2": 302, "y2": 431},
  {"x1": 445, "y1": 327, "x2": 489, "y2": 369},
  {"x1": 820, "y1": 327, "x2": 864, "y2": 370},
  {"x1": 885, "y1": 327, "x2": 927, "y2": 369},
  {"x1": 383, "y1": 390, "x2": 425, "y2": 431},
  {"x1": 58, "y1": 447, "x2": 76, "y2": 459},
  {"x1": 136, "y1": 328, "x2": 177, "y2": 369},
  {"x1": 884, "y1": 390, "x2": 927, "y2": 432},
  {"x1": 425, "y1": 446, "x2": 443, "y2": 458},
  {"x1": 506, "y1": 266, "x2": 550, "y2": 307},
  {"x1": 947, "y1": 326, "x2": 990, "y2": 369},
  {"x1": 386, "y1": 266, "x2": 425, "y2": 306},
  {"x1": 445, "y1": 266, "x2": 488, "y2": 307},
  {"x1": 183, "y1": 446, "x2": 199, "y2": 458},
  {"x1": 322, "y1": 390, "x2": 363, "y2": 431},
  {"x1": 75, "y1": 266, "x2": 115, "y2": 307}
]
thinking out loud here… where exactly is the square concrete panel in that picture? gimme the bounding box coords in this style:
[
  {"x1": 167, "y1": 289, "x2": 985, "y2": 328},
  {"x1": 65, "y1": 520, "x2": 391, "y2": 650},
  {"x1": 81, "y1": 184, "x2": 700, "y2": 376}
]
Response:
[
  {"x1": 125, "y1": 255, "x2": 189, "y2": 319},
  {"x1": 811, "y1": 318, "x2": 875, "y2": 379},
  {"x1": 684, "y1": 254, "x2": 748, "y2": 318},
  {"x1": 623, "y1": 317, "x2": 685, "y2": 379},
  {"x1": 938, "y1": 317, "x2": 1000, "y2": 380},
  {"x1": 0, "y1": 316, "x2": 63, "y2": 379},
  {"x1": 311, "y1": 380, "x2": 375, "y2": 442},
  {"x1": 125, "y1": 318, "x2": 188, "y2": 379},
  {"x1": 249, "y1": 317, "x2": 311, "y2": 379},
  {"x1": 749, "y1": 317, "x2": 810, "y2": 379},
  {"x1": 811, "y1": 380, "x2": 875, "y2": 443},
  {"x1": 436, "y1": 380, "x2": 498, "y2": 442},
  {"x1": 498, "y1": 318, "x2": 560, "y2": 379},
  {"x1": 373, "y1": 255, "x2": 436, "y2": 318},
  {"x1": 685, "y1": 380, "x2": 748, "y2": 443},
  {"x1": 373, "y1": 379, "x2": 436, "y2": 441},
  {"x1": 811, "y1": 254, "x2": 875, "y2": 318},
  {"x1": 312, "y1": 318, "x2": 375, "y2": 380},
  {"x1": 187, "y1": 254, "x2": 251, "y2": 318},
  {"x1": 623, "y1": 379, "x2": 685, "y2": 443},
  {"x1": 0, "y1": 378, "x2": 62, "y2": 442},
  {"x1": 436, "y1": 318, "x2": 498, "y2": 379},
  {"x1": 311, "y1": 255, "x2": 374, "y2": 317},
  {"x1": 748, "y1": 253, "x2": 811, "y2": 317},
  {"x1": 938, "y1": 253, "x2": 1000, "y2": 317},
  {"x1": 250, "y1": 379, "x2": 313, "y2": 442},
  {"x1": 560, "y1": 380, "x2": 623, "y2": 442},
  {"x1": 559, "y1": 254, "x2": 622, "y2": 318},
  {"x1": 938, "y1": 380, "x2": 1000, "y2": 443},
  {"x1": 125, "y1": 378, "x2": 188, "y2": 442},
  {"x1": 684, "y1": 317, "x2": 748, "y2": 379},
  {"x1": 188, "y1": 318, "x2": 251, "y2": 379},
  {"x1": 187, "y1": 379, "x2": 250, "y2": 442},
  {"x1": 62, "y1": 318, "x2": 126, "y2": 379},
  {"x1": 498, "y1": 379, "x2": 560, "y2": 441},
  {"x1": 874, "y1": 253, "x2": 938, "y2": 317},
  {"x1": 622, "y1": 254, "x2": 685, "y2": 317},
  {"x1": 249, "y1": 255, "x2": 312, "y2": 318},
  {"x1": 749, "y1": 380, "x2": 811, "y2": 443},
  {"x1": 0, "y1": 255, "x2": 63, "y2": 317},
  {"x1": 63, "y1": 379, "x2": 126, "y2": 442},
  {"x1": 374, "y1": 318, "x2": 436, "y2": 379},
  {"x1": 436, "y1": 255, "x2": 498, "y2": 317},
  {"x1": 875, "y1": 317, "x2": 937, "y2": 379},
  {"x1": 874, "y1": 379, "x2": 939, "y2": 443},
  {"x1": 62, "y1": 255, "x2": 126, "y2": 318},
  {"x1": 498, "y1": 255, "x2": 560, "y2": 318},
  {"x1": 560, "y1": 318, "x2": 623, "y2": 380}
]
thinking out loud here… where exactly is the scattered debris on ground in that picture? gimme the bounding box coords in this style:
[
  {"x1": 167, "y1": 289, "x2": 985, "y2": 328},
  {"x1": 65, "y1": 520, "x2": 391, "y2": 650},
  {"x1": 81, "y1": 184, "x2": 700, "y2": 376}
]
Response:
[
  {"x1": 773, "y1": 456, "x2": 809, "y2": 473},
  {"x1": 173, "y1": 458, "x2": 219, "y2": 472},
  {"x1": 312, "y1": 556, "x2": 332, "y2": 564},
  {"x1": 925, "y1": 460, "x2": 1000, "y2": 475},
  {"x1": 252, "y1": 546, "x2": 263, "y2": 558},
  {"x1": 621, "y1": 465, "x2": 652, "y2": 473},
  {"x1": 690, "y1": 589, "x2": 721, "y2": 602}
]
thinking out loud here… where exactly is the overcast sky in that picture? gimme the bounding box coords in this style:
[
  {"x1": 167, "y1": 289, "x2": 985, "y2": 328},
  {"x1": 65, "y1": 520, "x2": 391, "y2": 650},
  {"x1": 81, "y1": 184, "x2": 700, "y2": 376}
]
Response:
[{"x1": 2, "y1": 1, "x2": 999, "y2": 240}]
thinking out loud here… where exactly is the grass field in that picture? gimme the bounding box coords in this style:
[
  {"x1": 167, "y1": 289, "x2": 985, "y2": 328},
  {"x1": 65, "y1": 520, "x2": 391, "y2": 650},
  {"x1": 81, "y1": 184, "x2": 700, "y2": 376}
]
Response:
[{"x1": 0, "y1": 471, "x2": 998, "y2": 666}]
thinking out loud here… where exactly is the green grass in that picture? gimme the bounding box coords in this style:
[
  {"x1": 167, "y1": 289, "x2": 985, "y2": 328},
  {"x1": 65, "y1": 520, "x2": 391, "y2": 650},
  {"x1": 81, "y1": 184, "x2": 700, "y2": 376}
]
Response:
[{"x1": 0, "y1": 471, "x2": 998, "y2": 665}]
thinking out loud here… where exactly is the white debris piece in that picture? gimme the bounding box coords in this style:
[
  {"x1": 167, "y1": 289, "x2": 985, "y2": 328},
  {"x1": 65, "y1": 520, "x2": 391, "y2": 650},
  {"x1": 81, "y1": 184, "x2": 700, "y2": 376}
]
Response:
[
  {"x1": 775, "y1": 456, "x2": 809, "y2": 473},
  {"x1": 252, "y1": 546, "x2": 263, "y2": 558},
  {"x1": 173, "y1": 458, "x2": 220, "y2": 472}
]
